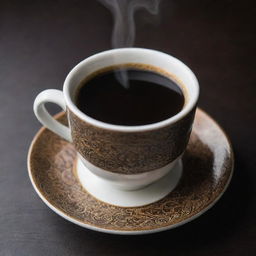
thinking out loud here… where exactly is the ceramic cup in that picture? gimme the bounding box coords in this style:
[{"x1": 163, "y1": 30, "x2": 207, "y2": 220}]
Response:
[{"x1": 33, "y1": 48, "x2": 199, "y2": 191}]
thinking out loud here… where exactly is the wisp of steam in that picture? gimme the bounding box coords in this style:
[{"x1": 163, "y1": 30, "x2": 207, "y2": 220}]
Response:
[{"x1": 98, "y1": 0, "x2": 161, "y2": 88}]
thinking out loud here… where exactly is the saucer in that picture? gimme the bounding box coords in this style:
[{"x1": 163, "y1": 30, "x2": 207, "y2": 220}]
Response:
[{"x1": 28, "y1": 109, "x2": 234, "y2": 235}]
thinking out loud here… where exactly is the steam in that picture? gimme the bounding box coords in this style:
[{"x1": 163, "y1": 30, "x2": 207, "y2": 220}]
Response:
[{"x1": 98, "y1": 0, "x2": 161, "y2": 88}]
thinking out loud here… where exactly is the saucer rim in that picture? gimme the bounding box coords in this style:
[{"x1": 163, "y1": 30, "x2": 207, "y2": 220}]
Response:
[{"x1": 27, "y1": 108, "x2": 234, "y2": 235}]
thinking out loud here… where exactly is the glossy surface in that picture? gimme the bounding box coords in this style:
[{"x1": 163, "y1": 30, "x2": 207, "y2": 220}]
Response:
[
  {"x1": 75, "y1": 67, "x2": 184, "y2": 126},
  {"x1": 1, "y1": 0, "x2": 255, "y2": 254},
  {"x1": 28, "y1": 109, "x2": 233, "y2": 234},
  {"x1": 72, "y1": 157, "x2": 182, "y2": 206}
]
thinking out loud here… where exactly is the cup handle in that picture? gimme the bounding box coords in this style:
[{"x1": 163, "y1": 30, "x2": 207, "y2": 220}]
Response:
[{"x1": 33, "y1": 89, "x2": 72, "y2": 142}]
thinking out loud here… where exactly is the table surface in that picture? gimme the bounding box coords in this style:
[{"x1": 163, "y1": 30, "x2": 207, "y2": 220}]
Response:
[{"x1": 1, "y1": 0, "x2": 255, "y2": 255}]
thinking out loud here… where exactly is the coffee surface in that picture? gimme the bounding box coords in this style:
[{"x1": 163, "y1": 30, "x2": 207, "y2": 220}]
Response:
[{"x1": 75, "y1": 68, "x2": 184, "y2": 126}]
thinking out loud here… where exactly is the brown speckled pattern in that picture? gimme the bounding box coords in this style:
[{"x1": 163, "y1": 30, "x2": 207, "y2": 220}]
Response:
[
  {"x1": 68, "y1": 108, "x2": 196, "y2": 174},
  {"x1": 29, "y1": 109, "x2": 233, "y2": 232}
]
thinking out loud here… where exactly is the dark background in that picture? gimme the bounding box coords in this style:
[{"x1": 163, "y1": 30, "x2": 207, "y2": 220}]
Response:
[{"x1": 0, "y1": 0, "x2": 255, "y2": 255}]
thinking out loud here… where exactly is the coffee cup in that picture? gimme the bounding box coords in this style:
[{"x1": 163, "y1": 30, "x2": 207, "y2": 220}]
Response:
[{"x1": 33, "y1": 48, "x2": 199, "y2": 190}]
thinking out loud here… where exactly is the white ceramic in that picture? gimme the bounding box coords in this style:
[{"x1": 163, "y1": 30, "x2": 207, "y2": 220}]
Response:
[
  {"x1": 76, "y1": 157, "x2": 183, "y2": 207},
  {"x1": 28, "y1": 109, "x2": 234, "y2": 235},
  {"x1": 33, "y1": 48, "x2": 199, "y2": 191}
]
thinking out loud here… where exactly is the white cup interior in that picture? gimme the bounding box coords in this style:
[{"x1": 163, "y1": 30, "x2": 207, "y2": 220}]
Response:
[{"x1": 64, "y1": 48, "x2": 199, "y2": 132}]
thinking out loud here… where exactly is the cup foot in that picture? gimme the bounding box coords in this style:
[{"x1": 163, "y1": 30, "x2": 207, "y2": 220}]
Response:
[{"x1": 75, "y1": 158, "x2": 183, "y2": 207}]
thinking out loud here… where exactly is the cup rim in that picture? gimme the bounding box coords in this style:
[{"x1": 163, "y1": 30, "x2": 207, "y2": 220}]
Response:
[{"x1": 63, "y1": 48, "x2": 199, "y2": 132}]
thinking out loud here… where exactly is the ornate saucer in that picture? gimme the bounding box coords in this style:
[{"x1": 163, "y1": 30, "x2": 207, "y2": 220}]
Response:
[{"x1": 27, "y1": 109, "x2": 233, "y2": 235}]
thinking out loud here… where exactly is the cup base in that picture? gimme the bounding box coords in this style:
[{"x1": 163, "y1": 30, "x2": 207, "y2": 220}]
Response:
[{"x1": 75, "y1": 158, "x2": 183, "y2": 207}]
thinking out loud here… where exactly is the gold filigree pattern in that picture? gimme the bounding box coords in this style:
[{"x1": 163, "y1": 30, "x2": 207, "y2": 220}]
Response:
[
  {"x1": 29, "y1": 109, "x2": 233, "y2": 232},
  {"x1": 68, "y1": 108, "x2": 196, "y2": 174}
]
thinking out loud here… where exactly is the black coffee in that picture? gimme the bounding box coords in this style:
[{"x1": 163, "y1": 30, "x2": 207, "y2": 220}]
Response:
[{"x1": 75, "y1": 67, "x2": 184, "y2": 126}]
